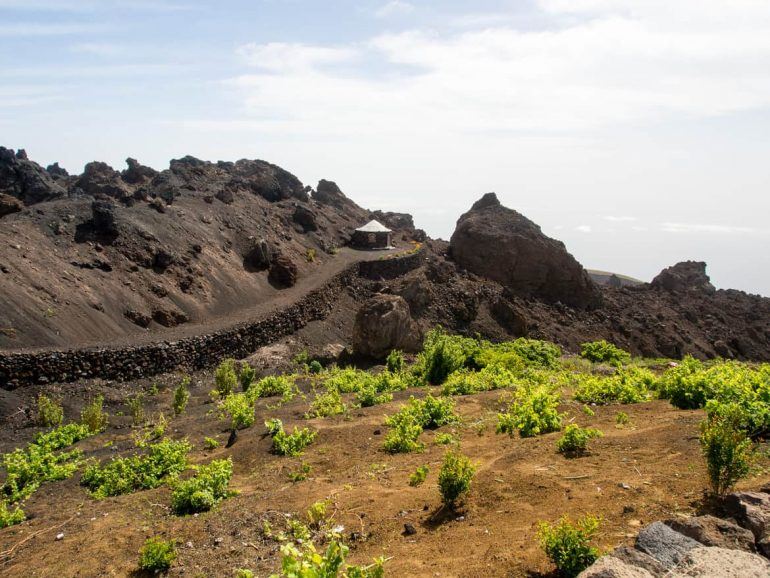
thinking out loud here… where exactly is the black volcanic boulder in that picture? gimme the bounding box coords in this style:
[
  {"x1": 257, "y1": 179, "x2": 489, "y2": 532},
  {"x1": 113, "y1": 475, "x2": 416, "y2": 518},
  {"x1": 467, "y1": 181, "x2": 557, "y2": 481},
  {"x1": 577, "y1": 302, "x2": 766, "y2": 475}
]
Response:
[
  {"x1": 0, "y1": 146, "x2": 67, "y2": 204},
  {"x1": 353, "y1": 294, "x2": 422, "y2": 358},
  {"x1": 121, "y1": 157, "x2": 157, "y2": 185},
  {"x1": 46, "y1": 162, "x2": 69, "y2": 178},
  {"x1": 0, "y1": 193, "x2": 23, "y2": 217},
  {"x1": 293, "y1": 204, "x2": 318, "y2": 232},
  {"x1": 651, "y1": 261, "x2": 715, "y2": 293},
  {"x1": 243, "y1": 238, "x2": 273, "y2": 271},
  {"x1": 91, "y1": 199, "x2": 119, "y2": 237},
  {"x1": 313, "y1": 179, "x2": 350, "y2": 208},
  {"x1": 75, "y1": 161, "x2": 134, "y2": 202},
  {"x1": 449, "y1": 193, "x2": 601, "y2": 309},
  {"x1": 269, "y1": 254, "x2": 298, "y2": 287}
]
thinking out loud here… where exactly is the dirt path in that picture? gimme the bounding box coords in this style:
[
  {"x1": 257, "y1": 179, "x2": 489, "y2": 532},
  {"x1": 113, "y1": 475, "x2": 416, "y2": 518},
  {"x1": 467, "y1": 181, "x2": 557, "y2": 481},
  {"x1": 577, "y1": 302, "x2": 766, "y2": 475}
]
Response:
[{"x1": 2, "y1": 247, "x2": 396, "y2": 354}]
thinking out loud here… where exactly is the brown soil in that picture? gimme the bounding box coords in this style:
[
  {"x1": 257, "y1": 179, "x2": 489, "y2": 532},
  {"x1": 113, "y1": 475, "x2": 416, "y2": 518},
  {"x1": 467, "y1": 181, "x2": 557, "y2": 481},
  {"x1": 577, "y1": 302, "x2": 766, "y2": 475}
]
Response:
[{"x1": 2, "y1": 369, "x2": 767, "y2": 578}]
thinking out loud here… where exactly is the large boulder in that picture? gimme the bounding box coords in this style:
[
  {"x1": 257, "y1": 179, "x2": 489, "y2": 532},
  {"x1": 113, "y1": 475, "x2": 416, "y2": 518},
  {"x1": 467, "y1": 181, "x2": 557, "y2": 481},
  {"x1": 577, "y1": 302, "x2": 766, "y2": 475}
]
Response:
[
  {"x1": 449, "y1": 193, "x2": 601, "y2": 309},
  {"x1": 75, "y1": 161, "x2": 134, "y2": 202},
  {"x1": 0, "y1": 193, "x2": 23, "y2": 217},
  {"x1": 293, "y1": 204, "x2": 318, "y2": 232},
  {"x1": 121, "y1": 157, "x2": 157, "y2": 185},
  {"x1": 353, "y1": 294, "x2": 422, "y2": 358},
  {"x1": 664, "y1": 515, "x2": 756, "y2": 552},
  {"x1": 671, "y1": 546, "x2": 770, "y2": 577},
  {"x1": 635, "y1": 521, "x2": 701, "y2": 569},
  {"x1": 0, "y1": 146, "x2": 67, "y2": 204},
  {"x1": 313, "y1": 179, "x2": 351, "y2": 208},
  {"x1": 268, "y1": 254, "x2": 298, "y2": 287},
  {"x1": 243, "y1": 238, "x2": 273, "y2": 271},
  {"x1": 577, "y1": 556, "x2": 655, "y2": 578},
  {"x1": 651, "y1": 261, "x2": 715, "y2": 293},
  {"x1": 91, "y1": 199, "x2": 119, "y2": 237},
  {"x1": 722, "y1": 491, "x2": 770, "y2": 555}
]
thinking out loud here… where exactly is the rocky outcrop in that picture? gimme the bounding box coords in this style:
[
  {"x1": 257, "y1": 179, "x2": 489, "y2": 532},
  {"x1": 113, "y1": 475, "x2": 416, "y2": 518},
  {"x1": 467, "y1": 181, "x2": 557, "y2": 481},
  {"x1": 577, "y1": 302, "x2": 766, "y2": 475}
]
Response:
[
  {"x1": 90, "y1": 199, "x2": 120, "y2": 238},
  {"x1": 673, "y1": 547, "x2": 770, "y2": 577},
  {"x1": 352, "y1": 293, "x2": 421, "y2": 358},
  {"x1": 121, "y1": 157, "x2": 157, "y2": 185},
  {"x1": 269, "y1": 254, "x2": 298, "y2": 287},
  {"x1": 0, "y1": 146, "x2": 67, "y2": 204},
  {"x1": 0, "y1": 193, "x2": 23, "y2": 217},
  {"x1": 449, "y1": 193, "x2": 601, "y2": 309},
  {"x1": 652, "y1": 261, "x2": 715, "y2": 294},
  {"x1": 293, "y1": 204, "x2": 318, "y2": 232},
  {"x1": 665, "y1": 515, "x2": 756, "y2": 552},
  {"x1": 313, "y1": 179, "x2": 353, "y2": 209},
  {"x1": 74, "y1": 161, "x2": 134, "y2": 202},
  {"x1": 243, "y1": 238, "x2": 273, "y2": 271},
  {"x1": 635, "y1": 521, "x2": 701, "y2": 568}
]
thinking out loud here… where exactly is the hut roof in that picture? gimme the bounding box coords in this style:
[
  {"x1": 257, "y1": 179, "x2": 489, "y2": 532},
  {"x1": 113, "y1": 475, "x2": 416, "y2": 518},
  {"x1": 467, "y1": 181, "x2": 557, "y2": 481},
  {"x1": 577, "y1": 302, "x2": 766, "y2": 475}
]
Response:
[{"x1": 355, "y1": 220, "x2": 391, "y2": 233}]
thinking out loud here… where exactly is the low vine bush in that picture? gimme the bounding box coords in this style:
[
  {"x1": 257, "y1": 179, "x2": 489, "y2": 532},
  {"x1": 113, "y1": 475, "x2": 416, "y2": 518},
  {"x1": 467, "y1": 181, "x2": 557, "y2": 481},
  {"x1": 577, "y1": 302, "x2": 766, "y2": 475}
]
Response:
[
  {"x1": 497, "y1": 386, "x2": 563, "y2": 438},
  {"x1": 271, "y1": 540, "x2": 385, "y2": 578},
  {"x1": 213, "y1": 358, "x2": 238, "y2": 399},
  {"x1": 580, "y1": 340, "x2": 630, "y2": 365},
  {"x1": 700, "y1": 402, "x2": 755, "y2": 495},
  {"x1": 218, "y1": 393, "x2": 255, "y2": 430},
  {"x1": 80, "y1": 395, "x2": 109, "y2": 433},
  {"x1": 265, "y1": 419, "x2": 317, "y2": 457},
  {"x1": 173, "y1": 376, "x2": 190, "y2": 416},
  {"x1": 572, "y1": 367, "x2": 655, "y2": 405},
  {"x1": 36, "y1": 394, "x2": 63, "y2": 427},
  {"x1": 81, "y1": 438, "x2": 191, "y2": 498},
  {"x1": 557, "y1": 424, "x2": 603, "y2": 457},
  {"x1": 538, "y1": 515, "x2": 601, "y2": 578},
  {"x1": 171, "y1": 458, "x2": 234, "y2": 515},
  {"x1": 383, "y1": 395, "x2": 458, "y2": 453},
  {"x1": 438, "y1": 450, "x2": 476, "y2": 508},
  {"x1": 139, "y1": 537, "x2": 177, "y2": 573}
]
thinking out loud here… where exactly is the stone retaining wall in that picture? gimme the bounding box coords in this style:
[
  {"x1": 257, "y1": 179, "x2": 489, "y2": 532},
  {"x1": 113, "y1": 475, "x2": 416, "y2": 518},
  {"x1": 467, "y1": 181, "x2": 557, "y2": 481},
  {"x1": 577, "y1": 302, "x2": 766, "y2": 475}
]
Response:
[
  {"x1": 0, "y1": 265, "x2": 363, "y2": 389},
  {"x1": 358, "y1": 247, "x2": 425, "y2": 280}
]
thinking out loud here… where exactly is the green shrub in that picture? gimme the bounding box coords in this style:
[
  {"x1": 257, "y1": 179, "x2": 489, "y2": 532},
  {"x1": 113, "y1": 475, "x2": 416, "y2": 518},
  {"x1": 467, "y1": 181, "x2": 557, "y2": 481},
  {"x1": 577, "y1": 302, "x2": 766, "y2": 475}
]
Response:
[
  {"x1": 80, "y1": 395, "x2": 109, "y2": 433},
  {"x1": 418, "y1": 328, "x2": 476, "y2": 384},
  {"x1": 580, "y1": 340, "x2": 630, "y2": 365},
  {"x1": 204, "y1": 437, "x2": 220, "y2": 450},
  {"x1": 249, "y1": 375, "x2": 296, "y2": 401},
  {"x1": 273, "y1": 540, "x2": 385, "y2": 578},
  {"x1": 219, "y1": 393, "x2": 255, "y2": 430},
  {"x1": 288, "y1": 462, "x2": 312, "y2": 482},
  {"x1": 355, "y1": 382, "x2": 393, "y2": 408},
  {"x1": 306, "y1": 389, "x2": 347, "y2": 419},
  {"x1": 36, "y1": 394, "x2": 63, "y2": 427},
  {"x1": 81, "y1": 438, "x2": 191, "y2": 498},
  {"x1": 239, "y1": 362, "x2": 256, "y2": 391},
  {"x1": 266, "y1": 419, "x2": 317, "y2": 457},
  {"x1": 538, "y1": 515, "x2": 600, "y2": 578},
  {"x1": 322, "y1": 367, "x2": 375, "y2": 394},
  {"x1": 171, "y1": 458, "x2": 233, "y2": 515},
  {"x1": 409, "y1": 465, "x2": 429, "y2": 487},
  {"x1": 139, "y1": 537, "x2": 177, "y2": 573},
  {"x1": 236, "y1": 570, "x2": 255, "y2": 578},
  {"x1": 435, "y1": 432, "x2": 456, "y2": 445},
  {"x1": 503, "y1": 338, "x2": 561, "y2": 369},
  {"x1": 700, "y1": 403, "x2": 754, "y2": 495},
  {"x1": 438, "y1": 450, "x2": 476, "y2": 508},
  {"x1": 127, "y1": 394, "x2": 145, "y2": 426},
  {"x1": 383, "y1": 419, "x2": 424, "y2": 453},
  {"x1": 615, "y1": 412, "x2": 629, "y2": 426},
  {"x1": 441, "y1": 365, "x2": 517, "y2": 395},
  {"x1": 214, "y1": 358, "x2": 238, "y2": 398},
  {"x1": 0, "y1": 500, "x2": 25, "y2": 528},
  {"x1": 309, "y1": 360, "x2": 323, "y2": 374},
  {"x1": 2, "y1": 423, "x2": 92, "y2": 503},
  {"x1": 557, "y1": 424, "x2": 603, "y2": 456},
  {"x1": 497, "y1": 386, "x2": 563, "y2": 438},
  {"x1": 383, "y1": 395, "x2": 457, "y2": 453},
  {"x1": 386, "y1": 349, "x2": 404, "y2": 373},
  {"x1": 173, "y1": 377, "x2": 190, "y2": 416},
  {"x1": 573, "y1": 368, "x2": 654, "y2": 405}
]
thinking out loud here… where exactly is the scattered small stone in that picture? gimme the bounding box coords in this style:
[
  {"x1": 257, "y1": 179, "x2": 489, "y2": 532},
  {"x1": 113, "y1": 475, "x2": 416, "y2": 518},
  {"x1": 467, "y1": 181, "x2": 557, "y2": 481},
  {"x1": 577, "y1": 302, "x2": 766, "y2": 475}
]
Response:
[
  {"x1": 403, "y1": 523, "x2": 417, "y2": 536},
  {"x1": 55, "y1": 533, "x2": 64, "y2": 541}
]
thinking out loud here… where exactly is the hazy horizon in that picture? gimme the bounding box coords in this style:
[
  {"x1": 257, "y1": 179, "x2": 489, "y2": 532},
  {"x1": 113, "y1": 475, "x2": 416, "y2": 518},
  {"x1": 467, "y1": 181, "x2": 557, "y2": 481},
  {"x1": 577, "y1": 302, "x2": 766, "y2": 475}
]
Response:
[{"x1": 2, "y1": 0, "x2": 769, "y2": 296}]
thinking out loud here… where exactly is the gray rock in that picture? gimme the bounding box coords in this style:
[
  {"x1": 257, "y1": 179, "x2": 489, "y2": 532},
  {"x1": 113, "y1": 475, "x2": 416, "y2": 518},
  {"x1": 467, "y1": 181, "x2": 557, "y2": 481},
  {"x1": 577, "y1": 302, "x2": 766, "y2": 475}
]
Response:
[
  {"x1": 609, "y1": 546, "x2": 666, "y2": 576},
  {"x1": 670, "y1": 546, "x2": 770, "y2": 577},
  {"x1": 722, "y1": 491, "x2": 770, "y2": 540},
  {"x1": 664, "y1": 515, "x2": 756, "y2": 552},
  {"x1": 635, "y1": 521, "x2": 701, "y2": 568},
  {"x1": 353, "y1": 294, "x2": 422, "y2": 359},
  {"x1": 293, "y1": 204, "x2": 318, "y2": 232},
  {"x1": 243, "y1": 238, "x2": 273, "y2": 271},
  {"x1": 578, "y1": 556, "x2": 654, "y2": 578}
]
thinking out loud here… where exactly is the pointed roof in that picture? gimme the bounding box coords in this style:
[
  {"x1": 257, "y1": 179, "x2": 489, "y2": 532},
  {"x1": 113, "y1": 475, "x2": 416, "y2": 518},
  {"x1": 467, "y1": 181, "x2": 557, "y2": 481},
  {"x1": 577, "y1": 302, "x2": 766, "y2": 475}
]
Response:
[{"x1": 355, "y1": 219, "x2": 391, "y2": 233}]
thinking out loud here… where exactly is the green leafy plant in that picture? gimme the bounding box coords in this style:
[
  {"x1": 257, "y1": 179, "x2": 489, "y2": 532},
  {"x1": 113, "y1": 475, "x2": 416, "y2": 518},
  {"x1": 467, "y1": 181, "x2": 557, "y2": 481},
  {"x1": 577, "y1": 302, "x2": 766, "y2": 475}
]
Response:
[
  {"x1": 204, "y1": 436, "x2": 220, "y2": 450},
  {"x1": 615, "y1": 411, "x2": 629, "y2": 426},
  {"x1": 270, "y1": 540, "x2": 385, "y2": 578},
  {"x1": 435, "y1": 432, "x2": 456, "y2": 445},
  {"x1": 386, "y1": 349, "x2": 404, "y2": 373},
  {"x1": 266, "y1": 419, "x2": 318, "y2": 457},
  {"x1": 81, "y1": 438, "x2": 191, "y2": 498},
  {"x1": 438, "y1": 450, "x2": 476, "y2": 508},
  {"x1": 219, "y1": 393, "x2": 255, "y2": 430},
  {"x1": 171, "y1": 458, "x2": 233, "y2": 515},
  {"x1": 497, "y1": 386, "x2": 563, "y2": 438},
  {"x1": 80, "y1": 395, "x2": 109, "y2": 433},
  {"x1": 236, "y1": 570, "x2": 255, "y2": 578},
  {"x1": 409, "y1": 465, "x2": 429, "y2": 487},
  {"x1": 417, "y1": 328, "x2": 475, "y2": 385},
  {"x1": 288, "y1": 462, "x2": 312, "y2": 482},
  {"x1": 173, "y1": 376, "x2": 190, "y2": 416},
  {"x1": 308, "y1": 360, "x2": 323, "y2": 374},
  {"x1": 249, "y1": 375, "x2": 296, "y2": 401},
  {"x1": 127, "y1": 394, "x2": 145, "y2": 426},
  {"x1": 0, "y1": 500, "x2": 25, "y2": 528},
  {"x1": 306, "y1": 389, "x2": 347, "y2": 419},
  {"x1": 213, "y1": 358, "x2": 238, "y2": 398},
  {"x1": 383, "y1": 419, "x2": 424, "y2": 453},
  {"x1": 538, "y1": 515, "x2": 600, "y2": 578},
  {"x1": 36, "y1": 394, "x2": 63, "y2": 427},
  {"x1": 557, "y1": 424, "x2": 603, "y2": 457},
  {"x1": 700, "y1": 403, "x2": 755, "y2": 495},
  {"x1": 239, "y1": 363, "x2": 256, "y2": 391},
  {"x1": 139, "y1": 537, "x2": 177, "y2": 573},
  {"x1": 572, "y1": 368, "x2": 654, "y2": 405},
  {"x1": 306, "y1": 247, "x2": 317, "y2": 262},
  {"x1": 580, "y1": 340, "x2": 630, "y2": 365},
  {"x1": 505, "y1": 338, "x2": 562, "y2": 369},
  {"x1": 306, "y1": 499, "x2": 331, "y2": 529}
]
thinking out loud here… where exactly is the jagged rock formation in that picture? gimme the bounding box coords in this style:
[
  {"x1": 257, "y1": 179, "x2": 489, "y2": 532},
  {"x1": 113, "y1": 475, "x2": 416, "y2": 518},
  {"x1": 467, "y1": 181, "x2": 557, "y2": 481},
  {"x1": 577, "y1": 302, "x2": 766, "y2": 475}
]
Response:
[
  {"x1": 352, "y1": 293, "x2": 422, "y2": 358},
  {"x1": 652, "y1": 261, "x2": 716, "y2": 294},
  {"x1": 449, "y1": 193, "x2": 602, "y2": 309},
  {"x1": 0, "y1": 146, "x2": 66, "y2": 204}
]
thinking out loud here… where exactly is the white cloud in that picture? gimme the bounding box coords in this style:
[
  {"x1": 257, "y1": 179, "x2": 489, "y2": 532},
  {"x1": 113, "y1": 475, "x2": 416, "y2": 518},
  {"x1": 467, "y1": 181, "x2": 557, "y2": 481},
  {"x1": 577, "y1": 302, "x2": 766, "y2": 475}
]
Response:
[
  {"x1": 603, "y1": 216, "x2": 637, "y2": 222},
  {"x1": 375, "y1": 1, "x2": 414, "y2": 18},
  {"x1": 236, "y1": 42, "x2": 358, "y2": 72},
  {"x1": 575, "y1": 225, "x2": 593, "y2": 233},
  {"x1": 0, "y1": 23, "x2": 96, "y2": 36},
  {"x1": 660, "y1": 222, "x2": 762, "y2": 235}
]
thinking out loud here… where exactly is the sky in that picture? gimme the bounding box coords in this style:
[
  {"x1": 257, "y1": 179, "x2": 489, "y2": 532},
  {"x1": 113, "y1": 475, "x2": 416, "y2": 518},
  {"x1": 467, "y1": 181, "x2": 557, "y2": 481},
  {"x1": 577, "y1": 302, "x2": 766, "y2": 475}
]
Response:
[{"x1": 1, "y1": 0, "x2": 770, "y2": 296}]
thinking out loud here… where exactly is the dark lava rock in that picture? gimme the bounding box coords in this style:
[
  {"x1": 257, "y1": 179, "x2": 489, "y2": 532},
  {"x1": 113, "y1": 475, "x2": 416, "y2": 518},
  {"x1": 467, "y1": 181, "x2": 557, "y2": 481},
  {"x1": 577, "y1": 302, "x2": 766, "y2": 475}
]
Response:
[
  {"x1": 215, "y1": 188, "x2": 234, "y2": 204},
  {"x1": 313, "y1": 179, "x2": 351, "y2": 208},
  {"x1": 651, "y1": 261, "x2": 715, "y2": 294},
  {"x1": 243, "y1": 238, "x2": 272, "y2": 271},
  {"x1": 46, "y1": 162, "x2": 69, "y2": 178},
  {"x1": 403, "y1": 523, "x2": 417, "y2": 536},
  {"x1": 635, "y1": 521, "x2": 700, "y2": 568},
  {"x1": 292, "y1": 204, "x2": 318, "y2": 232},
  {"x1": 91, "y1": 199, "x2": 119, "y2": 237},
  {"x1": 152, "y1": 249, "x2": 176, "y2": 271},
  {"x1": 449, "y1": 193, "x2": 601, "y2": 309},
  {"x1": 490, "y1": 296, "x2": 528, "y2": 336},
  {"x1": 370, "y1": 210, "x2": 415, "y2": 231},
  {"x1": 152, "y1": 309, "x2": 189, "y2": 328},
  {"x1": 121, "y1": 157, "x2": 157, "y2": 185},
  {"x1": 0, "y1": 146, "x2": 67, "y2": 204},
  {"x1": 0, "y1": 193, "x2": 23, "y2": 217},
  {"x1": 75, "y1": 161, "x2": 133, "y2": 202},
  {"x1": 353, "y1": 293, "x2": 422, "y2": 358},
  {"x1": 664, "y1": 515, "x2": 756, "y2": 552},
  {"x1": 124, "y1": 309, "x2": 151, "y2": 328},
  {"x1": 268, "y1": 254, "x2": 298, "y2": 287}
]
